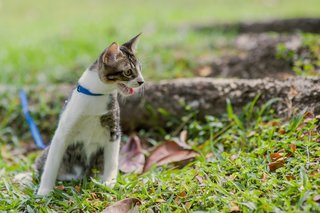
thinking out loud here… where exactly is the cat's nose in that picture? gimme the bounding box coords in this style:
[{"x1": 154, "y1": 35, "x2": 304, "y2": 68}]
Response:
[{"x1": 137, "y1": 81, "x2": 144, "y2": 86}]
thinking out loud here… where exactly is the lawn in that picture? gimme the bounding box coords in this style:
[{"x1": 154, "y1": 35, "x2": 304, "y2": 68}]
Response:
[
  {"x1": 1, "y1": 0, "x2": 320, "y2": 85},
  {"x1": 0, "y1": 0, "x2": 320, "y2": 212}
]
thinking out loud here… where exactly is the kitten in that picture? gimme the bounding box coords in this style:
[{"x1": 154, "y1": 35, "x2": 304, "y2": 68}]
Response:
[{"x1": 35, "y1": 34, "x2": 144, "y2": 196}]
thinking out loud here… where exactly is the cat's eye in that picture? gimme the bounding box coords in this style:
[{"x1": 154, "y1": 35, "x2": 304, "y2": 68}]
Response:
[{"x1": 123, "y1": 69, "x2": 132, "y2": 77}]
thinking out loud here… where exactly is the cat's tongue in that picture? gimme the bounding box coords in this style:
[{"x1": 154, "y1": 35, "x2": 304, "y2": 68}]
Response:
[{"x1": 129, "y1": 88, "x2": 134, "y2": 95}]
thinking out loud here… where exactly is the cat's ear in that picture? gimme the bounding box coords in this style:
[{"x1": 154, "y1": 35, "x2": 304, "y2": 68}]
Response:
[
  {"x1": 122, "y1": 33, "x2": 141, "y2": 53},
  {"x1": 102, "y1": 42, "x2": 120, "y2": 64}
]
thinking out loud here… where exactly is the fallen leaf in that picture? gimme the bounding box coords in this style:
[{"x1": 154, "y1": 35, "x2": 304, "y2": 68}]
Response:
[
  {"x1": 286, "y1": 175, "x2": 295, "y2": 181},
  {"x1": 178, "y1": 191, "x2": 187, "y2": 198},
  {"x1": 301, "y1": 130, "x2": 318, "y2": 138},
  {"x1": 101, "y1": 198, "x2": 141, "y2": 213},
  {"x1": 156, "y1": 150, "x2": 199, "y2": 167},
  {"x1": 303, "y1": 111, "x2": 314, "y2": 119},
  {"x1": 261, "y1": 173, "x2": 268, "y2": 182},
  {"x1": 206, "y1": 152, "x2": 214, "y2": 159},
  {"x1": 263, "y1": 120, "x2": 281, "y2": 127},
  {"x1": 270, "y1": 152, "x2": 285, "y2": 161},
  {"x1": 56, "y1": 185, "x2": 65, "y2": 191},
  {"x1": 313, "y1": 194, "x2": 320, "y2": 203},
  {"x1": 270, "y1": 120, "x2": 281, "y2": 127},
  {"x1": 278, "y1": 128, "x2": 286, "y2": 134},
  {"x1": 288, "y1": 144, "x2": 297, "y2": 153},
  {"x1": 268, "y1": 158, "x2": 286, "y2": 172},
  {"x1": 180, "y1": 130, "x2": 187, "y2": 144},
  {"x1": 196, "y1": 66, "x2": 212, "y2": 77},
  {"x1": 185, "y1": 202, "x2": 192, "y2": 209},
  {"x1": 119, "y1": 135, "x2": 145, "y2": 174},
  {"x1": 230, "y1": 204, "x2": 240, "y2": 212},
  {"x1": 288, "y1": 86, "x2": 299, "y2": 99},
  {"x1": 170, "y1": 130, "x2": 191, "y2": 149},
  {"x1": 143, "y1": 141, "x2": 199, "y2": 172},
  {"x1": 75, "y1": 185, "x2": 81, "y2": 193},
  {"x1": 177, "y1": 130, "x2": 191, "y2": 149},
  {"x1": 89, "y1": 192, "x2": 101, "y2": 200},
  {"x1": 155, "y1": 199, "x2": 166, "y2": 203},
  {"x1": 13, "y1": 172, "x2": 33, "y2": 187},
  {"x1": 174, "y1": 191, "x2": 187, "y2": 204},
  {"x1": 231, "y1": 154, "x2": 239, "y2": 161},
  {"x1": 174, "y1": 196, "x2": 181, "y2": 204},
  {"x1": 196, "y1": 175, "x2": 204, "y2": 184}
]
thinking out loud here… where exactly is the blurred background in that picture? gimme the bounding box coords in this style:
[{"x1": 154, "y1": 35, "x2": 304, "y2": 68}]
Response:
[{"x1": 0, "y1": 0, "x2": 319, "y2": 85}]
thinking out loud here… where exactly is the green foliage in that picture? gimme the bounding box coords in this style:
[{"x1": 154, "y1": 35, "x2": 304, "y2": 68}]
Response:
[
  {"x1": 1, "y1": 98, "x2": 319, "y2": 212},
  {"x1": 276, "y1": 34, "x2": 320, "y2": 76},
  {"x1": 1, "y1": 0, "x2": 320, "y2": 211},
  {"x1": 1, "y1": 0, "x2": 320, "y2": 85}
]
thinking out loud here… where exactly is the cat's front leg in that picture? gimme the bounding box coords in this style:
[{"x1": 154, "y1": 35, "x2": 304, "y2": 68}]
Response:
[
  {"x1": 37, "y1": 126, "x2": 69, "y2": 195},
  {"x1": 102, "y1": 134, "x2": 120, "y2": 188}
]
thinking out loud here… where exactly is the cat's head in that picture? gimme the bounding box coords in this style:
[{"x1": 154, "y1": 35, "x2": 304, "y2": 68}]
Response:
[{"x1": 93, "y1": 34, "x2": 144, "y2": 96}]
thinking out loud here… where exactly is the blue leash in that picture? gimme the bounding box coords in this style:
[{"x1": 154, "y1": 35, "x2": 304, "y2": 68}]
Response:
[
  {"x1": 19, "y1": 89, "x2": 47, "y2": 149},
  {"x1": 19, "y1": 84, "x2": 102, "y2": 149}
]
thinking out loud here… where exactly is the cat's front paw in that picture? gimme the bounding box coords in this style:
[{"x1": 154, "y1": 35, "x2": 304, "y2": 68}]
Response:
[
  {"x1": 103, "y1": 178, "x2": 117, "y2": 188},
  {"x1": 37, "y1": 187, "x2": 52, "y2": 196}
]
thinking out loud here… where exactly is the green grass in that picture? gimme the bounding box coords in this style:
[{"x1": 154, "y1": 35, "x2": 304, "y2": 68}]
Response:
[
  {"x1": 0, "y1": 101, "x2": 319, "y2": 212},
  {"x1": 1, "y1": 0, "x2": 320, "y2": 85},
  {"x1": 1, "y1": 0, "x2": 320, "y2": 212}
]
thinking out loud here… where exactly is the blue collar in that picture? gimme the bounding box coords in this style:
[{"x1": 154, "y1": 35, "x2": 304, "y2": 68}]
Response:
[{"x1": 76, "y1": 84, "x2": 105, "y2": 96}]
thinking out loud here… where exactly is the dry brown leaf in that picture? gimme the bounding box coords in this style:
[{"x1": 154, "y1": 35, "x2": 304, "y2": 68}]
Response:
[
  {"x1": 288, "y1": 144, "x2": 297, "y2": 153},
  {"x1": 263, "y1": 120, "x2": 281, "y2": 127},
  {"x1": 286, "y1": 175, "x2": 296, "y2": 181},
  {"x1": 75, "y1": 185, "x2": 81, "y2": 193},
  {"x1": 288, "y1": 86, "x2": 299, "y2": 99},
  {"x1": 303, "y1": 111, "x2": 314, "y2": 119},
  {"x1": 185, "y1": 202, "x2": 192, "y2": 209},
  {"x1": 178, "y1": 191, "x2": 187, "y2": 198},
  {"x1": 270, "y1": 152, "x2": 285, "y2": 162},
  {"x1": 196, "y1": 175, "x2": 204, "y2": 184},
  {"x1": 175, "y1": 191, "x2": 187, "y2": 204},
  {"x1": 155, "y1": 199, "x2": 166, "y2": 203},
  {"x1": 180, "y1": 130, "x2": 188, "y2": 144},
  {"x1": 231, "y1": 154, "x2": 239, "y2": 161},
  {"x1": 301, "y1": 130, "x2": 318, "y2": 138},
  {"x1": 170, "y1": 131, "x2": 192, "y2": 149},
  {"x1": 278, "y1": 128, "x2": 286, "y2": 134},
  {"x1": 56, "y1": 185, "x2": 65, "y2": 191},
  {"x1": 268, "y1": 146, "x2": 297, "y2": 172},
  {"x1": 313, "y1": 194, "x2": 320, "y2": 203},
  {"x1": 261, "y1": 173, "x2": 268, "y2": 182},
  {"x1": 101, "y1": 198, "x2": 141, "y2": 213},
  {"x1": 178, "y1": 130, "x2": 191, "y2": 149},
  {"x1": 206, "y1": 152, "x2": 214, "y2": 159},
  {"x1": 196, "y1": 66, "x2": 212, "y2": 77},
  {"x1": 174, "y1": 196, "x2": 181, "y2": 204},
  {"x1": 90, "y1": 193, "x2": 98, "y2": 200},
  {"x1": 143, "y1": 141, "x2": 199, "y2": 172},
  {"x1": 268, "y1": 158, "x2": 286, "y2": 172},
  {"x1": 156, "y1": 150, "x2": 199, "y2": 167},
  {"x1": 230, "y1": 204, "x2": 240, "y2": 212},
  {"x1": 119, "y1": 135, "x2": 145, "y2": 174},
  {"x1": 270, "y1": 120, "x2": 281, "y2": 127}
]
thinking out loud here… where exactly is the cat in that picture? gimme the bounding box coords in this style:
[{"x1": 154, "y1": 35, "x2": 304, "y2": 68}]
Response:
[{"x1": 35, "y1": 34, "x2": 144, "y2": 196}]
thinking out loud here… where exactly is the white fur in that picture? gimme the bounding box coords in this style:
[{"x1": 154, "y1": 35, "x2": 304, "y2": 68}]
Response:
[{"x1": 37, "y1": 69, "x2": 120, "y2": 196}]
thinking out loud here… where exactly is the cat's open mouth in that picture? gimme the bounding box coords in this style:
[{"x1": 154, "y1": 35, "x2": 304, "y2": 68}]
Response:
[{"x1": 117, "y1": 83, "x2": 134, "y2": 96}]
